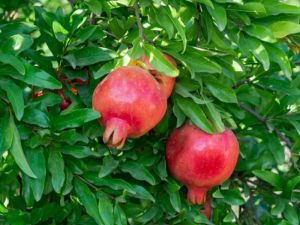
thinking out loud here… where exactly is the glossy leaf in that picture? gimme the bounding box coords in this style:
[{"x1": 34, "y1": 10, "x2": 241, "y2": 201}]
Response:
[
  {"x1": 64, "y1": 47, "x2": 117, "y2": 68},
  {"x1": 10, "y1": 120, "x2": 36, "y2": 178},
  {"x1": 52, "y1": 108, "x2": 100, "y2": 130},
  {"x1": 74, "y1": 178, "x2": 103, "y2": 225},
  {"x1": 120, "y1": 161, "x2": 156, "y2": 185},
  {"x1": 26, "y1": 148, "x2": 46, "y2": 201},
  {"x1": 48, "y1": 151, "x2": 65, "y2": 193},
  {"x1": 175, "y1": 95, "x2": 215, "y2": 134},
  {"x1": 143, "y1": 44, "x2": 179, "y2": 77},
  {"x1": 0, "y1": 112, "x2": 14, "y2": 156},
  {"x1": 0, "y1": 78, "x2": 24, "y2": 120},
  {"x1": 98, "y1": 193, "x2": 114, "y2": 225}
]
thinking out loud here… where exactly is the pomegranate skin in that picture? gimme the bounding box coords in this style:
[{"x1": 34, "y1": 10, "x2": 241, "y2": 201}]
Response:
[
  {"x1": 166, "y1": 123, "x2": 239, "y2": 205},
  {"x1": 92, "y1": 66, "x2": 167, "y2": 149},
  {"x1": 141, "y1": 54, "x2": 176, "y2": 98}
]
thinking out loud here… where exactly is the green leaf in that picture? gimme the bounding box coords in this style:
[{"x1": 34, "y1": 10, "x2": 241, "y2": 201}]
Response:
[
  {"x1": 21, "y1": 63, "x2": 62, "y2": 89},
  {"x1": 143, "y1": 44, "x2": 179, "y2": 77},
  {"x1": 175, "y1": 95, "x2": 214, "y2": 134},
  {"x1": 73, "y1": 25, "x2": 98, "y2": 45},
  {"x1": 22, "y1": 108, "x2": 49, "y2": 128},
  {"x1": 206, "y1": 79, "x2": 237, "y2": 103},
  {"x1": 120, "y1": 161, "x2": 156, "y2": 185},
  {"x1": 136, "y1": 205, "x2": 159, "y2": 223},
  {"x1": 264, "y1": 44, "x2": 292, "y2": 77},
  {"x1": 205, "y1": 99, "x2": 225, "y2": 133},
  {"x1": 64, "y1": 47, "x2": 117, "y2": 68},
  {"x1": 240, "y1": 35, "x2": 270, "y2": 70},
  {"x1": 253, "y1": 170, "x2": 283, "y2": 189},
  {"x1": 288, "y1": 119, "x2": 300, "y2": 136},
  {"x1": 0, "y1": 78, "x2": 24, "y2": 120},
  {"x1": 284, "y1": 204, "x2": 299, "y2": 225},
  {"x1": 267, "y1": 134, "x2": 285, "y2": 164},
  {"x1": 221, "y1": 189, "x2": 245, "y2": 205},
  {"x1": 30, "y1": 92, "x2": 61, "y2": 108},
  {"x1": 0, "y1": 203, "x2": 8, "y2": 214},
  {"x1": 26, "y1": 148, "x2": 46, "y2": 201},
  {"x1": 165, "y1": 188, "x2": 181, "y2": 212},
  {"x1": 61, "y1": 145, "x2": 100, "y2": 158},
  {"x1": 98, "y1": 193, "x2": 114, "y2": 225},
  {"x1": 154, "y1": 9, "x2": 174, "y2": 39},
  {"x1": 0, "y1": 112, "x2": 13, "y2": 156},
  {"x1": 48, "y1": 151, "x2": 65, "y2": 193},
  {"x1": 271, "y1": 199, "x2": 286, "y2": 215},
  {"x1": 92, "y1": 61, "x2": 114, "y2": 79},
  {"x1": 164, "y1": 6, "x2": 187, "y2": 52},
  {"x1": 52, "y1": 108, "x2": 100, "y2": 130},
  {"x1": 10, "y1": 119, "x2": 36, "y2": 178},
  {"x1": 70, "y1": 9, "x2": 87, "y2": 31},
  {"x1": 284, "y1": 176, "x2": 300, "y2": 199},
  {"x1": 84, "y1": 175, "x2": 136, "y2": 194},
  {"x1": 132, "y1": 185, "x2": 155, "y2": 202},
  {"x1": 74, "y1": 178, "x2": 103, "y2": 225},
  {"x1": 173, "y1": 103, "x2": 186, "y2": 128},
  {"x1": 206, "y1": 3, "x2": 227, "y2": 31},
  {"x1": 170, "y1": 49, "x2": 221, "y2": 77},
  {"x1": 0, "y1": 53, "x2": 25, "y2": 75},
  {"x1": 84, "y1": 0, "x2": 103, "y2": 15},
  {"x1": 52, "y1": 21, "x2": 69, "y2": 42},
  {"x1": 1, "y1": 34, "x2": 33, "y2": 55},
  {"x1": 236, "y1": 3, "x2": 267, "y2": 17},
  {"x1": 271, "y1": 21, "x2": 300, "y2": 38},
  {"x1": 114, "y1": 204, "x2": 127, "y2": 225},
  {"x1": 98, "y1": 156, "x2": 119, "y2": 178},
  {"x1": 264, "y1": 0, "x2": 300, "y2": 15},
  {"x1": 195, "y1": 0, "x2": 213, "y2": 8},
  {"x1": 244, "y1": 24, "x2": 277, "y2": 43},
  {"x1": 174, "y1": 83, "x2": 208, "y2": 104}
]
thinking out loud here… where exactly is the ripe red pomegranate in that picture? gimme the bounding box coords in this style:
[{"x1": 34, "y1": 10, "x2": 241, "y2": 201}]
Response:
[
  {"x1": 92, "y1": 66, "x2": 167, "y2": 149},
  {"x1": 166, "y1": 122, "x2": 239, "y2": 205},
  {"x1": 140, "y1": 54, "x2": 176, "y2": 97}
]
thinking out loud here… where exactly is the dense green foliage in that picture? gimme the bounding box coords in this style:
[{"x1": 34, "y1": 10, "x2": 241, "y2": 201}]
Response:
[{"x1": 0, "y1": 0, "x2": 300, "y2": 224}]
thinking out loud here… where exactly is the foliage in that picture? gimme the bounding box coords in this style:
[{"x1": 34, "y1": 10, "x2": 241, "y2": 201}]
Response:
[{"x1": 0, "y1": 0, "x2": 300, "y2": 224}]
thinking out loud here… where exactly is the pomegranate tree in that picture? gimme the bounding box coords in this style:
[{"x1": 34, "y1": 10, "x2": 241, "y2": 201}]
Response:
[
  {"x1": 92, "y1": 66, "x2": 168, "y2": 149},
  {"x1": 166, "y1": 122, "x2": 239, "y2": 216}
]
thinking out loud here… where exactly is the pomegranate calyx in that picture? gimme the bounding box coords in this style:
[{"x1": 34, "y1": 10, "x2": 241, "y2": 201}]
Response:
[
  {"x1": 187, "y1": 186, "x2": 208, "y2": 205},
  {"x1": 103, "y1": 118, "x2": 131, "y2": 149}
]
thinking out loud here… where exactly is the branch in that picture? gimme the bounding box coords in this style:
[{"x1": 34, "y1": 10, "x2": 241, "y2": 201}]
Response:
[
  {"x1": 239, "y1": 103, "x2": 266, "y2": 123},
  {"x1": 75, "y1": 174, "x2": 100, "y2": 191},
  {"x1": 239, "y1": 102, "x2": 292, "y2": 148},
  {"x1": 134, "y1": 2, "x2": 145, "y2": 43}
]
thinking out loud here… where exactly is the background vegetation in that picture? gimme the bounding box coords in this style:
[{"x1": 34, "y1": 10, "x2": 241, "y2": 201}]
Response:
[{"x1": 0, "y1": 0, "x2": 300, "y2": 224}]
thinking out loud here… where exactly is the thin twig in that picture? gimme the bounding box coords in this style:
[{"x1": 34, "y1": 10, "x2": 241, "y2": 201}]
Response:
[
  {"x1": 134, "y1": 2, "x2": 145, "y2": 43},
  {"x1": 239, "y1": 102, "x2": 292, "y2": 148},
  {"x1": 75, "y1": 174, "x2": 100, "y2": 191},
  {"x1": 239, "y1": 103, "x2": 266, "y2": 122}
]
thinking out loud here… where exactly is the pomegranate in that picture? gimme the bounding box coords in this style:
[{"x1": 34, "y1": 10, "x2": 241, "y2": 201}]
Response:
[
  {"x1": 140, "y1": 54, "x2": 176, "y2": 97},
  {"x1": 92, "y1": 66, "x2": 167, "y2": 149},
  {"x1": 166, "y1": 122, "x2": 239, "y2": 205},
  {"x1": 57, "y1": 90, "x2": 72, "y2": 110}
]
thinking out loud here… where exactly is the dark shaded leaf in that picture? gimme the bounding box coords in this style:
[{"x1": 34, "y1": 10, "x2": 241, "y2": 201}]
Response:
[{"x1": 52, "y1": 108, "x2": 100, "y2": 130}]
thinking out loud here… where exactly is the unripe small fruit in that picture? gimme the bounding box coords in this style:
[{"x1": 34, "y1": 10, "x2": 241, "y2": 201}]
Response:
[{"x1": 57, "y1": 90, "x2": 71, "y2": 110}]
